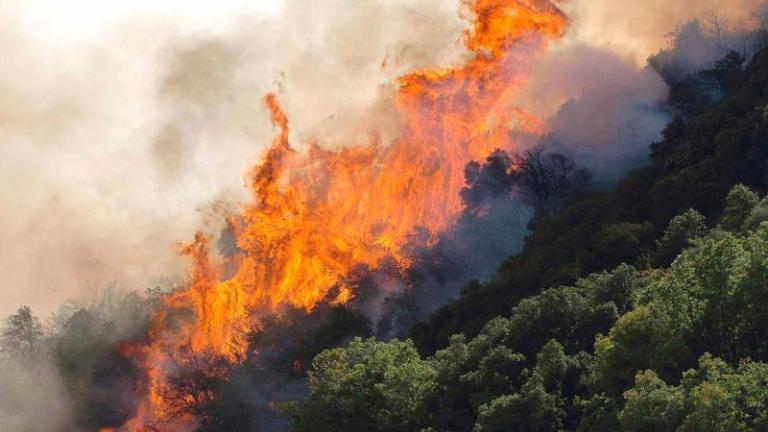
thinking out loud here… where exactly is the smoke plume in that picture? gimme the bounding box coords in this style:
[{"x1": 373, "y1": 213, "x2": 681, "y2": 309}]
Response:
[
  {"x1": 3, "y1": 0, "x2": 765, "y2": 317},
  {"x1": 0, "y1": 0, "x2": 464, "y2": 317}
]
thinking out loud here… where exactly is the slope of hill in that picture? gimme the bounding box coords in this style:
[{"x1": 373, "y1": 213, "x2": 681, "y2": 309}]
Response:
[
  {"x1": 283, "y1": 48, "x2": 768, "y2": 432},
  {"x1": 410, "y1": 48, "x2": 768, "y2": 354}
]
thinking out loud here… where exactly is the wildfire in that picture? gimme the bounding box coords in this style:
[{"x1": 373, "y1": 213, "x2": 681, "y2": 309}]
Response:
[{"x1": 119, "y1": 0, "x2": 567, "y2": 430}]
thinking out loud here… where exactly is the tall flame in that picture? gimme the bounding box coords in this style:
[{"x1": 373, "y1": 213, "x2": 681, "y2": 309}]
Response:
[{"x1": 119, "y1": 0, "x2": 567, "y2": 429}]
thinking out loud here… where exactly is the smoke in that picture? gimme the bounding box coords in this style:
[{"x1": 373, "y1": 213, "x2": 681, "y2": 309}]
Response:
[
  {"x1": 0, "y1": 3, "x2": 203, "y2": 317},
  {"x1": 512, "y1": 1, "x2": 768, "y2": 183},
  {"x1": 0, "y1": 3, "x2": 467, "y2": 428},
  {"x1": 561, "y1": 0, "x2": 768, "y2": 64},
  {"x1": 3, "y1": 0, "x2": 765, "y2": 317},
  {"x1": 151, "y1": 0, "x2": 466, "y2": 171},
  {"x1": 0, "y1": 0, "x2": 465, "y2": 317},
  {"x1": 0, "y1": 287, "x2": 150, "y2": 431},
  {"x1": 0, "y1": 359, "x2": 74, "y2": 431},
  {"x1": 522, "y1": 44, "x2": 670, "y2": 181}
]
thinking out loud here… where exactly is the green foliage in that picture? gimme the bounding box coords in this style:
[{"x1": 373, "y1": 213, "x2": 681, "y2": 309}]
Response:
[
  {"x1": 592, "y1": 305, "x2": 689, "y2": 397},
  {"x1": 620, "y1": 354, "x2": 768, "y2": 431},
  {"x1": 473, "y1": 374, "x2": 564, "y2": 432},
  {"x1": 593, "y1": 222, "x2": 655, "y2": 268},
  {"x1": 618, "y1": 370, "x2": 685, "y2": 431},
  {"x1": 410, "y1": 266, "x2": 632, "y2": 431},
  {"x1": 427, "y1": 319, "x2": 524, "y2": 431},
  {"x1": 426, "y1": 332, "x2": 590, "y2": 431},
  {"x1": 743, "y1": 196, "x2": 768, "y2": 232},
  {"x1": 594, "y1": 222, "x2": 768, "y2": 395},
  {"x1": 720, "y1": 184, "x2": 759, "y2": 232},
  {"x1": 505, "y1": 265, "x2": 636, "y2": 360},
  {"x1": 412, "y1": 211, "x2": 768, "y2": 430},
  {"x1": 656, "y1": 225, "x2": 768, "y2": 363},
  {"x1": 284, "y1": 337, "x2": 435, "y2": 432},
  {"x1": 655, "y1": 209, "x2": 707, "y2": 266},
  {"x1": 574, "y1": 394, "x2": 620, "y2": 432}
]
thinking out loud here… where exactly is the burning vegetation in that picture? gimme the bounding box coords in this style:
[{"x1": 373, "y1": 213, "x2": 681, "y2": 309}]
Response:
[{"x1": 111, "y1": 1, "x2": 568, "y2": 430}]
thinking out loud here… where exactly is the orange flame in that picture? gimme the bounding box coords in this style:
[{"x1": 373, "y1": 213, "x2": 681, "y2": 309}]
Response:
[{"x1": 118, "y1": 1, "x2": 567, "y2": 429}]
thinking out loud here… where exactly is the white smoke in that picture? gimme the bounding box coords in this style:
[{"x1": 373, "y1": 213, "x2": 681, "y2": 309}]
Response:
[
  {"x1": 1, "y1": 0, "x2": 765, "y2": 317},
  {"x1": 561, "y1": 0, "x2": 767, "y2": 64},
  {"x1": 0, "y1": 0, "x2": 464, "y2": 317}
]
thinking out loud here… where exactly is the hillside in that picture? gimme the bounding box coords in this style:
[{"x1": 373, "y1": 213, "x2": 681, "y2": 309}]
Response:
[
  {"x1": 410, "y1": 48, "x2": 768, "y2": 354},
  {"x1": 283, "y1": 48, "x2": 768, "y2": 432}
]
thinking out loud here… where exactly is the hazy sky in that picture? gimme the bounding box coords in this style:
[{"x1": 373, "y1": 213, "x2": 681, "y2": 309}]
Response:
[
  {"x1": 0, "y1": 0, "x2": 282, "y2": 315},
  {"x1": 1, "y1": 0, "x2": 764, "y2": 317}
]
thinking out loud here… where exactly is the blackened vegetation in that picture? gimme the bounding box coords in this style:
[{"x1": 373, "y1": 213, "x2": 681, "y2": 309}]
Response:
[
  {"x1": 159, "y1": 346, "x2": 231, "y2": 421},
  {"x1": 462, "y1": 147, "x2": 591, "y2": 220},
  {"x1": 0, "y1": 288, "x2": 155, "y2": 431},
  {"x1": 376, "y1": 147, "x2": 590, "y2": 339},
  {"x1": 194, "y1": 302, "x2": 372, "y2": 431},
  {"x1": 507, "y1": 147, "x2": 592, "y2": 221},
  {"x1": 54, "y1": 309, "x2": 142, "y2": 428}
]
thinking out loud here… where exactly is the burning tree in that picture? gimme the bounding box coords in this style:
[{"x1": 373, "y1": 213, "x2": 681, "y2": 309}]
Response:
[{"x1": 158, "y1": 345, "x2": 232, "y2": 423}]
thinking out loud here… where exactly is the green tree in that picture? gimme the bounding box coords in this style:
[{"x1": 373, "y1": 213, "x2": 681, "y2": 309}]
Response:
[
  {"x1": 591, "y1": 305, "x2": 689, "y2": 397},
  {"x1": 506, "y1": 266, "x2": 635, "y2": 360},
  {"x1": 595, "y1": 222, "x2": 768, "y2": 394},
  {"x1": 655, "y1": 209, "x2": 707, "y2": 266},
  {"x1": 720, "y1": 184, "x2": 759, "y2": 232},
  {"x1": 473, "y1": 374, "x2": 564, "y2": 432},
  {"x1": 742, "y1": 196, "x2": 768, "y2": 232},
  {"x1": 618, "y1": 370, "x2": 684, "y2": 431},
  {"x1": 284, "y1": 337, "x2": 435, "y2": 432},
  {"x1": 619, "y1": 355, "x2": 768, "y2": 431}
]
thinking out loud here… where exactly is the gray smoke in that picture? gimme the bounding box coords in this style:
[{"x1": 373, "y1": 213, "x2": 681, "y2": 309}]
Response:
[
  {"x1": 0, "y1": 358, "x2": 74, "y2": 431},
  {"x1": 0, "y1": 0, "x2": 464, "y2": 318},
  {"x1": 528, "y1": 44, "x2": 669, "y2": 181}
]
